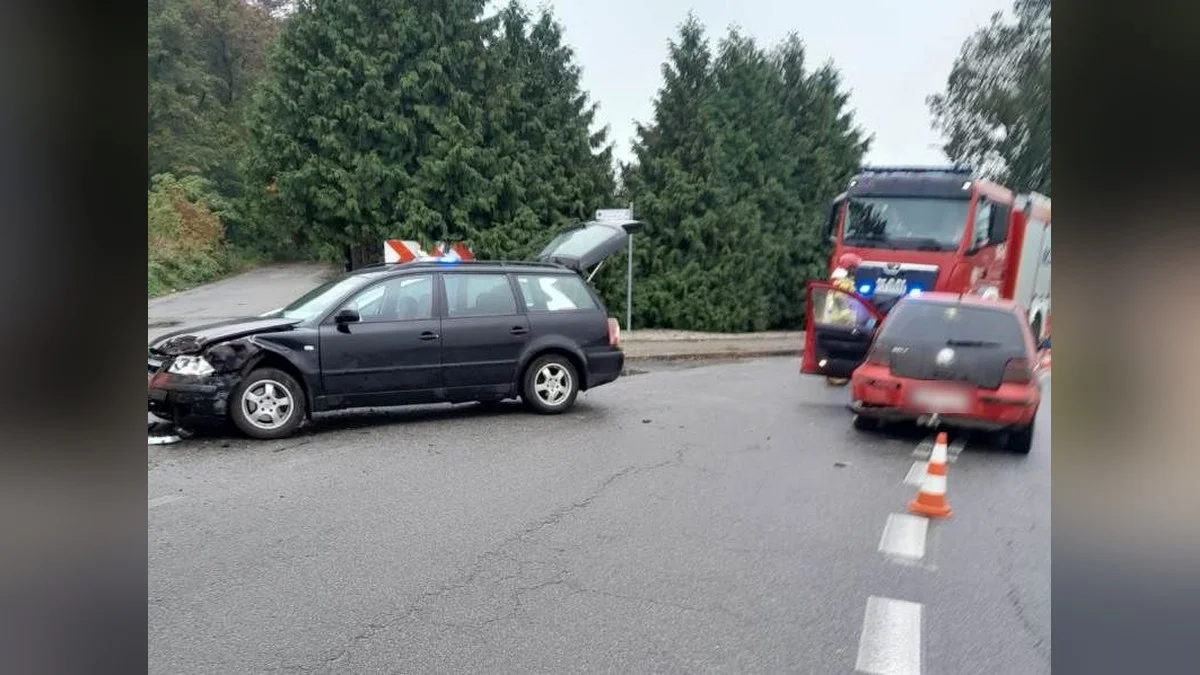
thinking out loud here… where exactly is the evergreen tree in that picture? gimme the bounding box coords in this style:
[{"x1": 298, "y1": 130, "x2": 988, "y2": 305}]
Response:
[
  {"x1": 770, "y1": 37, "x2": 871, "y2": 327},
  {"x1": 241, "y1": 0, "x2": 613, "y2": 262},
  {"x1": 621, "y1": 17, "x2": 867, "y2": 331},
  {"x1": 617, "y1": 14, "x2": 727, "y2": 330},
  {"x1": 242, "y1": 0, "x2": 497, "y2": 260},
  {"x1": 928, "y1": 0, "x2": 1050, "y2": 194},
  {"x1": 475, "y1": 2, "x2": 615, "y2": 260}
]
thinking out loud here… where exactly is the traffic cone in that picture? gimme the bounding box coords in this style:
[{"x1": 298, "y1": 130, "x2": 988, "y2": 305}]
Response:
[{"x1": 909, "y1": 432, "x2": 953, "y2": 518}]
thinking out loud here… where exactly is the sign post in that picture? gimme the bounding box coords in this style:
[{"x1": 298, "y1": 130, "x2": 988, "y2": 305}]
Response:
[{"x1": 594, "y1": 206, "x2": 636, "y2": 331}]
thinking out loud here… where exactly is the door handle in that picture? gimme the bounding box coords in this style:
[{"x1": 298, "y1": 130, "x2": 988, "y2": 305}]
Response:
[
  {"x1": 509, "y1": 326, "x2": 528, "y2": 335},
  {"x1": 419, "y1": 331, "x2": 439, "y2": 341}
]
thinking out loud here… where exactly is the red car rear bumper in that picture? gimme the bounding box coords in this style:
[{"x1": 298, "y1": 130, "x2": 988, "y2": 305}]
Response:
[{"x1": 850, "y1": 364, "x2": 1039, "y2": 430}]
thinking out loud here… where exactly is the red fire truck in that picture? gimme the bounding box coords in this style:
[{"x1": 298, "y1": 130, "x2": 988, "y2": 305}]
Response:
[{"x1": 800, "y1": 166, "x2": 1051, "y2": 381}]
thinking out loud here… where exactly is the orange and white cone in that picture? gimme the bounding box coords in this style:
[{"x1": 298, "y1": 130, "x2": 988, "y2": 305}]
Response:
[{"x1": 909, "y1": 432, "x2": 953, "y2": 518}]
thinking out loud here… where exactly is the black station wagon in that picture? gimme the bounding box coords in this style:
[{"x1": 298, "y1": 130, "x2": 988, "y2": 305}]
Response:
[{"x1": 148, "y1": 220, "x2": 638, "y2": 439}]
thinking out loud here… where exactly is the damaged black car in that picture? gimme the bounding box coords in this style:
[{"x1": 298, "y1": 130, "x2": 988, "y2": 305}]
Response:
[{"x1": 147, "y1": 220, "x2": 637, "y2": 440}]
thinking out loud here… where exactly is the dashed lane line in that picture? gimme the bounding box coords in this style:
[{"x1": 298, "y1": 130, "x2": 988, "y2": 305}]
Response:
[
  {"x1": 855, "y1": 595, "x2": 923, "y2": 675},
  {"x1": 910, "y1": 434, "x2": 966, "y2": 462},
  {"x1": 878, "y1": 513, "x2": 929, "y2": 562},
  {"x1": 903, "y1": 461, "x2": 926, "y2": 487}
]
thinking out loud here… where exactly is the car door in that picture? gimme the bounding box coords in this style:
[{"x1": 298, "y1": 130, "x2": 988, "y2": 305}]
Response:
[
  {"x1": 438, "y1": 272, "x2": 530, "y2": 401},
  {"x1": 317, "y1": 273, "x2": 442, "y2": 408},
  {"x1": 801, "y1": 281, "x2": 885, "y2": 378}
]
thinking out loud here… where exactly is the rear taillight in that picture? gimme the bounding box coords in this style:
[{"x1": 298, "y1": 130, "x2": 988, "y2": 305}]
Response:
[
  {"x1": 866, "y1": 342, "x2": 889, "y2": 366},
  {"x1": 1002, "y1": 357, "x2": 1033, "y2": 383},
  {"x1": 607, "y1": 318, "x2": 621, "y2": 347}
]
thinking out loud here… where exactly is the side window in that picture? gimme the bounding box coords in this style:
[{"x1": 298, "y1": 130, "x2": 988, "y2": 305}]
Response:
[
  {"x1": 339, "y1": 274, "x2": 434, "y2": 322},
  {"x1": 988, "y1": 203, "x2": 1011, "y2": 243},
  {"x1": 971, "y1": 199, "x2": 992, "y2": 250},
  {"x1": 824, "y1": 198, "x2": 843, "y2": 241},
  {"x1": 443, "y1": 273, "x2": 518, "y2": 317},
  {"x1": 515, "y1": 274, "x2": 600, "y2": 312}
]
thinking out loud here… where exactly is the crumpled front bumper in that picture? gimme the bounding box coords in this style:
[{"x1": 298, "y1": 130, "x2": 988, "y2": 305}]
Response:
[{"x1": 148, "y1": 369, "x2": 238, "y2": 421}]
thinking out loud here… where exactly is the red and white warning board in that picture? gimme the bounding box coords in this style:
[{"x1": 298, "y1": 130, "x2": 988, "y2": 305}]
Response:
[{"x1": 384, "y1": 239, "x2": 475, "y2": 264}]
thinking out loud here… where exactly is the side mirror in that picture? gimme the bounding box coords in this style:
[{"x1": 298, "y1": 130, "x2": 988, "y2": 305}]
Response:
[{"x1": 334, "y1": 308, "x2": 360, "y2": 324}]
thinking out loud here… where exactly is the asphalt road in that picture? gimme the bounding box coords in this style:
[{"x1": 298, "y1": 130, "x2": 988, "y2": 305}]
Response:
[
  {"x1": 148, "y1": 263, "x2": 334, "y2": 344},
  {"x1": 148, "y1": 358, "x2": 1051, "y2": 674}
]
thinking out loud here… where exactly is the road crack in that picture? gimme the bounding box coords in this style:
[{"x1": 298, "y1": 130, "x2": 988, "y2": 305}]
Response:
[
  {"x1": 270, "y1": 454, "x2": 691, "y2": 672},
  {"x1": 999, "y1": 532, "x2": 1051, "y2": 664}
]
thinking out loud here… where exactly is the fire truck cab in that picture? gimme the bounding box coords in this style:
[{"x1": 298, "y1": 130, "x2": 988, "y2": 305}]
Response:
[{"x1": 801, "y1": 166, "x2": 1050, "y2": 381}]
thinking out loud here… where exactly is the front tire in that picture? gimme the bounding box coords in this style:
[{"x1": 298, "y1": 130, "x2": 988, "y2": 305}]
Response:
[
  {"x1": 230, "y1": 368, "x2": 306, "y2": 440},
  {"x1": 521, "y1": 355, "x2": 580, "y2": 415}
]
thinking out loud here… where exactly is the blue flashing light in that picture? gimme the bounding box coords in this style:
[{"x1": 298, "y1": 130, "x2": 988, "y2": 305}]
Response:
[
  {"x1": 907, "y1": 287, "x2": 923, "y2": 297},
  {"x1": 859, "y1": 284, "x2": 873, "y2": 295}
]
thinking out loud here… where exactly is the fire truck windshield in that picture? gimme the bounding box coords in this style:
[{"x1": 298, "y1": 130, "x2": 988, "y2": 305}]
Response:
[{"x1": 842, "y1": 197, "x2": 970, "y2": 252}]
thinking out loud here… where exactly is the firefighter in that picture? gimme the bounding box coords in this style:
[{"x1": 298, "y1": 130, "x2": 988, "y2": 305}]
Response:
[{"x1": 823, "y1": 253, "x2": 864, "y2": 386}]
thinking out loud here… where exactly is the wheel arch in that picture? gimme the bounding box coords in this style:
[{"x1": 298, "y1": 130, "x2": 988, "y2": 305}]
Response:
[
  {"x1": 518, "y1": 343, "x2": 589, "y2": 391},
  {"x1": 241, "y1": 350, "x2": 315, "y2": 419}
]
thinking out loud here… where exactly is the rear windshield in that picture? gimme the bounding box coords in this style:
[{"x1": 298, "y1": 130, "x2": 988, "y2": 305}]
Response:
[{"x1": 879, "y1": 301, "x2": 1025, "y2": 347}]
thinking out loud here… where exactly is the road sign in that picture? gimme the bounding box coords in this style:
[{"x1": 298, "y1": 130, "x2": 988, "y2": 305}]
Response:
[{"x1": 595, "y1": 208, "x2": 634, "y2": 222}]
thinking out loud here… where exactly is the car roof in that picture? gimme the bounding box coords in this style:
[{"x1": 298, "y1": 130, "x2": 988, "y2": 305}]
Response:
[
  {"x1": 349, "y1": 260, "x2": 574, "y2": 277},
  {"x1": 899, "y1": 292, "x2": 1021, "y2": 312}
]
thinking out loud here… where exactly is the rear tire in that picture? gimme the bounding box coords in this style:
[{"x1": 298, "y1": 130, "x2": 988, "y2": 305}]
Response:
[
  {"x1": 826, "y1": 377, "x2": 849, "y2": 387},
  {"x1": 852, "y1": 414, "x2": 879, "y2": 432},
  {"x1": 230, "y1": 368, "x2": 306, "y2": 440},
  {"x1": 1007, "y1": 420, "x2": 1035, "y2": 454},
  {"x1": 521, "y1": 355, "x2": 580, "y2": 415}
]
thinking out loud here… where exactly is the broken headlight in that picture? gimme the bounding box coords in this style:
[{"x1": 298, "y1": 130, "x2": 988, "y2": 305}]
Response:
[{"x1": 168, "y1": 355, "x2": 215, "y2": 377}]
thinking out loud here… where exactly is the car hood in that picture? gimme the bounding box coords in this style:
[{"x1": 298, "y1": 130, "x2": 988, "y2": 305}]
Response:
[{"x1": 149, "y1": 317, "x2": 302, "y2": 356}]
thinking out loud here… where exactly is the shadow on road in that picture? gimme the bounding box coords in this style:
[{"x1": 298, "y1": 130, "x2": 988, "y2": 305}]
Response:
[{"x1": 173, "y1": 399, "x2": 609, "y2": 443}]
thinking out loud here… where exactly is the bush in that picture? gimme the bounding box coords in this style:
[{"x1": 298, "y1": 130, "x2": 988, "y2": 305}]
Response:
[{"x1": 147, "y1": 174, "x2": 252, "y2": 296}]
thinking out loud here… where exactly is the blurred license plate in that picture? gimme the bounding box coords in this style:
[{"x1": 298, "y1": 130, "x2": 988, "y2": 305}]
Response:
[{"x1": 909, "y1": 386, "x2": 970, "y2": 412}]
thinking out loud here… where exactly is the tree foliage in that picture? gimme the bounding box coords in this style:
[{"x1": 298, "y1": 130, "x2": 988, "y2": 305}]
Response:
[
  {"x1": 148, "y1": 174, "x2": 246, "y2": 296},
  {"x1": 614, "y1": 16, "x2": 869, "y2": 331},
  {"x1": 240, "y1": 0, "x2": 614, "y2": 262},
  {"x1": 928, "y1": 0, "x2": 1050, "y2": 194},
  {"x1": 148, "y1": 0, "x2": 280, "y2": 196}
]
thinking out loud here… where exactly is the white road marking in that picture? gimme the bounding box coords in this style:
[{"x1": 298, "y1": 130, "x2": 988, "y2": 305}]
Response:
[
  {"x1": 855, "y1": 596, "x2": 923, "y2": 675},
  {"x1": 878, "y1": 513, "x2": 928, "y2": 561},
  {"x1": 904, "y1": 461, "x2": 926, "y2": 486},
  {"x1": 149, "y1": 495, "x2": 185, "y2": 509},
  {"x1": 947, "y1": 437, "x2": 967, "y2": 462},
  {"x1": 911, "y1": 434, "x2": 966, "y2": 463}
]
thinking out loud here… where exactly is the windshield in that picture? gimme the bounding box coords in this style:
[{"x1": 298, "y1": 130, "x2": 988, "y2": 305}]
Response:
[
  {"x1": 277, "y1": 273, "x2": 386, "y2": 321},
  {"x1": 843, "y1": 197, "x2": 970, "y2": 252}
]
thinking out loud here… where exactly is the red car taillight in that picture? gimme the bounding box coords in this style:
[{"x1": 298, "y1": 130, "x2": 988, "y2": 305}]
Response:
[
  {"x1": 607, "y1": 318, "x2": 621, "y2": 347},
  {"x1": 1002, "y1": 357, "x2": 1033, "y2": 383}
]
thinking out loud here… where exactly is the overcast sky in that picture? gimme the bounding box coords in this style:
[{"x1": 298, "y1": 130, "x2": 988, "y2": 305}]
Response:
[{"x1": 502, "y1": 0, "x2": 1012, "y2": 167}]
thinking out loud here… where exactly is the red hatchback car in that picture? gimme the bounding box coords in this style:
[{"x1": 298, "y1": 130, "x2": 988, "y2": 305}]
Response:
[{"x1": 806, "y1": 288, "x2": 1044, "y2": 453}]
